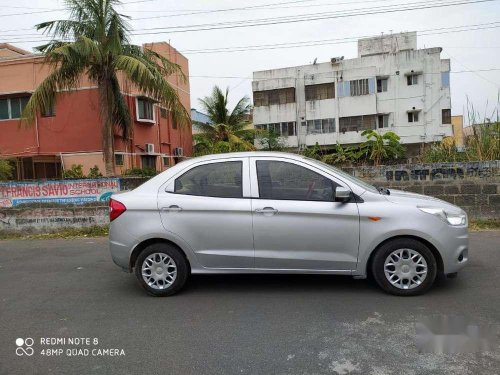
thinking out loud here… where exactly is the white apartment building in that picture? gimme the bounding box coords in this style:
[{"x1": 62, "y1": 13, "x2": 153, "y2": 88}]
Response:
[{"x1": 252, "y1": 32, "x2": 453, "y2": 152}]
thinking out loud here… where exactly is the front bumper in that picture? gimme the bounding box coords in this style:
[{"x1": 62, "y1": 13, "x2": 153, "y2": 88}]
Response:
[{"x1": 436, "y1": 226, "x2": 469, "y2": 275}]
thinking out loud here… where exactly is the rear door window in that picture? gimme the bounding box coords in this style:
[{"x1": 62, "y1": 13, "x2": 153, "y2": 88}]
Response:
[{"x1": 174, "y1": 161, "x2": 243, "y2": 198}]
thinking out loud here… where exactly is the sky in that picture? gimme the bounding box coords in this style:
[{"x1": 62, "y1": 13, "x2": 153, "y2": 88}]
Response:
[{"x1": 1, "y1": 0, "x2": 499, "y2": 125}]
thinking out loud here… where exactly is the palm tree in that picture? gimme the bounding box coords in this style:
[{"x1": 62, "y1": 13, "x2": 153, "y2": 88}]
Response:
[
  {"x1": 360, "y1": 129, "x2": 405, "y2": 166},
  {"x1": 193, "y1": 86, "x2": 254, "y2": 156},
  {"x1": 22, "y1": 0, "x2": 188, "y2": 176}
]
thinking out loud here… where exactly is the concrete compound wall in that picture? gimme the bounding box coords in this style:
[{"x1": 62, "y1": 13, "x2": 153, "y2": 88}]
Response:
[
  {"x1": 0, "y1": 205, "x2": 108, "y2": 234},
  {"x1": 344, "y1": 160, "x2": 499, "y2": 182},
  {"x1": 0, "y1": 162, "x2": 498, "y2": 234}
]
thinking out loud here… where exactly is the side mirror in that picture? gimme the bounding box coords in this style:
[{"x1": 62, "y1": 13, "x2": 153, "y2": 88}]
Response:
[{"x1": 335, "y1": 187, "x2": 351, "y2": 202}]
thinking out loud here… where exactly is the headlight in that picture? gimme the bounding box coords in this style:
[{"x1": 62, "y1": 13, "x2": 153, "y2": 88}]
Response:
[{"x1": 418, "y1": 207, "x2": 467, "y2": 226}]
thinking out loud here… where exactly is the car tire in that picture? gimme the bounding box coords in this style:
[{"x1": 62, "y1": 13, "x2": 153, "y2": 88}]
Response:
[
  {"x1": 134, "y1": 243, "x2": 189, "y2": 297},
  {"x1": 371, "y1": 238, "x2": 437, "y2": 296}
]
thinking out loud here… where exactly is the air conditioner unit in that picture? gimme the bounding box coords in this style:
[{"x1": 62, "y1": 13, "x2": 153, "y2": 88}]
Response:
[
  {"x1": 331, "y1": 56, "x2": 344, "y2": 64},
  {"x1": 173, "y1": 147, "x2": 184, "y2": 157},
  {"x1": 145, "y1": 143, "x2": 154, "y2": 154}
]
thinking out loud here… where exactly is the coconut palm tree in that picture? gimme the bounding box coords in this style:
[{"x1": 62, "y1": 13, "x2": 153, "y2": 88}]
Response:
[
  {"x1": 22, "y1": 0, "x2": 189, "y2": 176},
  {"x1": 193, "y1": 86, "x2": 254, "y2": 156}
]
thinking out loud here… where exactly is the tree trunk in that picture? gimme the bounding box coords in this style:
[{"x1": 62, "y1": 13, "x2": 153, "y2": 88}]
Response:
[{"x1": 98, "y1": 80, "x2": 115, "y2": 177}]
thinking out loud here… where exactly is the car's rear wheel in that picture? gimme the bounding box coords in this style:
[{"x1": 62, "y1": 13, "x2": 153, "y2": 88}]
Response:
[
  {"x1": 134, "y1": 243, "x2": 189, "y2": 297},
  {"x1": 371, "y1": 238, "x2": 437, "y2": 296}
]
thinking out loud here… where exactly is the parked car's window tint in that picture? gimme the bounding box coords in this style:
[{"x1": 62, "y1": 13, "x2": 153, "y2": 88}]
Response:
[
  {"x1": 174, "y1": 161, "x2": 243, "y2": 198},
  {"x1": 256, "y1": 161, "x2": 336, "y2": 201}
]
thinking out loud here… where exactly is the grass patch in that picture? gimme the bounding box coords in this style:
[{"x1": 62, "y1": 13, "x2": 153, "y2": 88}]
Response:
[
  {"x1": 0, "y1": 225, "x2": 109, "y2": 240},
  {"x1": 469, "y1": 219, "x2": 500, "y2": 231}
]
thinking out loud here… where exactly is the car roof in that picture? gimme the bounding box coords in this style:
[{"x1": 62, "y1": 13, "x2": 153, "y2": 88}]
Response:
[{"x1": 186, "y1": 151, "x2": 306, "y2": 162}]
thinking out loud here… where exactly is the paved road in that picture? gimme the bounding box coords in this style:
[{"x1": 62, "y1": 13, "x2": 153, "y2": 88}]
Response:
[{"x1": 0, "y1": 232, "x2": 499, "y2": 375}]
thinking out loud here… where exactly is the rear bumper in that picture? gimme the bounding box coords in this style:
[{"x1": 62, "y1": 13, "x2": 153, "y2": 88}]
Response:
[{"x1": 109, "y1": 239, "x2": 133, "y2": 272}]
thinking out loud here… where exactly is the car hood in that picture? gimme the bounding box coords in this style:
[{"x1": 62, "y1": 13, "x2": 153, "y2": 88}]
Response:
[{"x1": 384, "y1": 189, "x2": 463, "y2": 214}]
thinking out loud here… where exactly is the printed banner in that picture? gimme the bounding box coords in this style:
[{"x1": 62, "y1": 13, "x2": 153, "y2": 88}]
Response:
[{"x1": 0, "y1": 179, "x2": 120, "y2": 207}]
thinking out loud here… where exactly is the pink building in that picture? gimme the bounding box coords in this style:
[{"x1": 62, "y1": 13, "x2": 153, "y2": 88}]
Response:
[{"x1": 0, "y1": 42, "x2": 192, "y2": 179}]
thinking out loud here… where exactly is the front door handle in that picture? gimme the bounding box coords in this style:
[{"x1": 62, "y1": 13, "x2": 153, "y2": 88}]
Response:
[
  {"x1": 255, "y1": 207, "x2": 278, "y2": 215},
  {"x1": 162, "y1": 205, "x2": 182, "y2": 212}
]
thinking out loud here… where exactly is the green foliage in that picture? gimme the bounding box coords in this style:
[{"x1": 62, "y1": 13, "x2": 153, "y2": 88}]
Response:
[
  {"x1": 420, "y1": 140, "x2": 467, "y2": 163},
  {"x1": 194, "y1": 86, "x2": 255, "y2": 156},
  {"x1": 359, "y1": 130, "x2": 405, "y2": 166},
  {"x1": 421, "y1": 98, "x2": 499, "y2": 163},
  {"x1": 0, "y1": 225, "x2": 109, "y2": 240},
  {"x1": 321, "y1": 143, "x2": 363, "y2": 166},
  {"x1": 63, "y1": 164, "x2": 85, "y2": 179},
  {"x1": 88, "y1": 165, "x2": 103, "y2": 178},
  {"x1": 320, "y1": 131, "x2": 405, "y2": 167},
  {"x1": 22, "y1": 0, "x2": 188, "y2": 176},
  {"x1": 256, "y1": 130, "x2": 286, "y2": 151},
  {"x1": 0, "y1": 159, "x2": 14, "y2": 181},
  {"x1": 301, "y1": 143, "x2": 322, "y2": 160},
  {"x1": 464, "y1": 122, "x2": 500, "y2": 161},
  {"x1": 122, "y1": 167, "x2": 158, "y2": 177}
]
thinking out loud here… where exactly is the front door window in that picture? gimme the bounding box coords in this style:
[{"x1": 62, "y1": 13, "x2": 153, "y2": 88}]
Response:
[{"x1": 256, "y1": 160, "x2": 336, "y2": 201}]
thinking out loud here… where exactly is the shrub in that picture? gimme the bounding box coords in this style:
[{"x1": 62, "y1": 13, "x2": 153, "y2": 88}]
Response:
[
  {"x1": 256, "y1": 129, "x2": 286, "y2": 151},
  {"x1": 88, "y1": 165, "x2": 103, "y2": 178},
  {"x1": 63, "y1": 164, "x2": 85, "y2": 179},
  {"x1": 122, "y1": 168, "x2": 158, "y2": 177},
  {"x1": 0, "y1": 159, "x2": 14, "y2": 180}
]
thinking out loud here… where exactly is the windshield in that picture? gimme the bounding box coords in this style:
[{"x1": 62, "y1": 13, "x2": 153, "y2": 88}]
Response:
[{"x1": 305, "y1": 157, "x2": 379, "y2": 193}]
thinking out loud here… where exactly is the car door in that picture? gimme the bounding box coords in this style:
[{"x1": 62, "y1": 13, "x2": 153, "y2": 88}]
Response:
[
  {"x1": 250, "y1": 157, "x2": 360, "y2": 271},
  {"x1": 158, "y1": 158, "x2": 254, "y2": 269}
]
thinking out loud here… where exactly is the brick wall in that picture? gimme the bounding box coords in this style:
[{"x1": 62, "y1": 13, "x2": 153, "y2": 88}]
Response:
[{"x1": 374, "y1": 180, "x2": 499, "y2": 219}]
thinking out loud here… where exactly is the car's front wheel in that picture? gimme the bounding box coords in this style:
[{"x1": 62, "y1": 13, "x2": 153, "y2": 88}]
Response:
[
  {"x1": 134, "y1": 243, "x2": 189, "y2": 296},
  {"x1": 371, "y1": 238, "x2": 437, "y2": 296}
]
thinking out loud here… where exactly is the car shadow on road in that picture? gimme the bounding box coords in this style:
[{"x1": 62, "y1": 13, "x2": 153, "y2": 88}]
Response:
[
  {"x1": 115, "y1": 270, "x2": 465, "y2": 298},
  {"x1": 182, "y1": 273, "x2": 378, "y2": 295}
]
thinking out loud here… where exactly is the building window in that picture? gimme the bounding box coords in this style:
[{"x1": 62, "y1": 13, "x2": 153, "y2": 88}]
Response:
[
  {"x1": 137, "y1": 97, "x2": 154, "y2": 121},
  {"x1": 115, "y1": 154, "x2": 124, "y2": 166},
  {"x1": 339, "y1": 115, "x2": 377, "y2": 132},
  {"x1": 377, "y1": 78, "x2": 388, "y2": 93},
  {"x1": 160, "y1": 108, "x2": 168, "y2": 118},
  {"x1": 42, "y1": 103, "x2": 56, "y2": 117},
  {"x1": 442, "y1": 109, "x2": 451, "y2": 124},
  {"x1": 407, "y1": 74, "x2": 419, "y2": 86},
  {"x1": 255, "y1": 122, "x2": 296, "y2": 137},
  {"x1": 0, "y1": 96, "x2": 29, "y2": 120},
  {"x1": 350, "y1": 79, "x2": 369, "y2": 96},
  {"x1": 408, "y1": 111, "x2": 419, "y2": 123},
  {"x1": 337, "y1": 81, "x2": 350, "y2": 97},
  {"x1": 163, "y1": 156, "x2": 170, "y2": 167},
  {"x1": 253, "y1": 88, "x2": 295, "y2": 107},
  {"x1": 305, "y1": 83, "x2": 335, "y2": 101},
  {"x1": 141, "y1": 155, "x2": 156, "y2": 169},
  {"x1": 306, "y1": 118, "x2": 335, "y2": 134},
  {"x1": 378, "y1": 114, "x2": 389, "y2": 129},
  {"x1": 441, "y1": 71, "x2": 450, "y2": 88}
]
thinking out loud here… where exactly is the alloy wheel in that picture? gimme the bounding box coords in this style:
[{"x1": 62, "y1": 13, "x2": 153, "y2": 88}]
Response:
[
  {"x1": 141, "y1": 253, "x2": 177, "y2": 290},
  {"x1": 383, "y1": 248, "x2": 428, "y2": 290}
]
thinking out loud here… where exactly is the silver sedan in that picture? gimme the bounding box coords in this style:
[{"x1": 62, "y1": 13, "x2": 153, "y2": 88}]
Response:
[{"x1": 109, "y1": 152, "x2": 468, "y2": 296}]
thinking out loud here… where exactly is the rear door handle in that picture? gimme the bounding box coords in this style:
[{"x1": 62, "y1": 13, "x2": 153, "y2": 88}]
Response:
[
  {"x1": 255, "y1": 207, "x2": 278, "y2": 215},
  {"x1": 162, "y1": 205, "x2": 182, "y2": 212}
]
